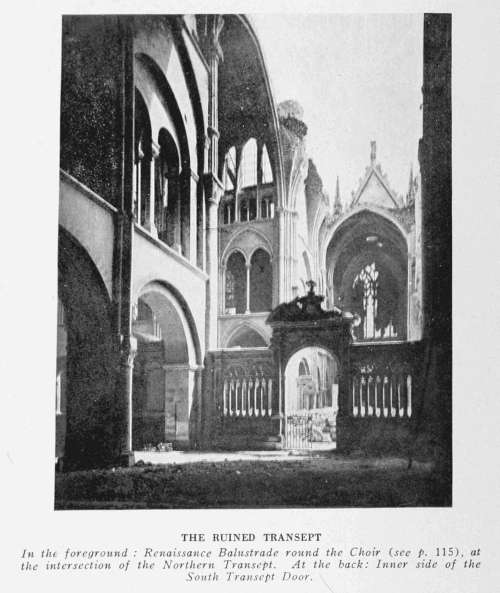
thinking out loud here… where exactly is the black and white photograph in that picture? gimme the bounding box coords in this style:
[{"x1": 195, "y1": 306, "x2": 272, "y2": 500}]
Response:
[
  {"x1": 54, "y1": 11, "x2": 451, "y2": 509},
  {"x1": 2, "y1": 1, "x2": 500, "y2": 591}
]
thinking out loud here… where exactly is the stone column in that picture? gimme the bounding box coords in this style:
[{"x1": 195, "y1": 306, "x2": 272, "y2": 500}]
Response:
[
  {"x1": 147, "y1": 142, "x2": 159, "y2": 237},
  {"x1": 203, "y1": 16, "x2": 224, "y2": 351},
  {"x1": 119, "y1": 336, "x2": 137, "y2": 464},
  {"x1": 204, "y1": 186, "x2": 222, "y2": 350},
  {"x1": 245, "y1": 262, "x2": 251, "y2": 313}
]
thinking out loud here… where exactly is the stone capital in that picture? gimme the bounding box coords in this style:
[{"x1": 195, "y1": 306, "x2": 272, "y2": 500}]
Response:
[
  {"x1": 203, "y1": 172, "x2": 224, "y2": 206},
  {"x1": 120, "y1": 335, "x2": 138, "y2": 368},
  {"x1": 207, "y1": 125, "x2": 220, "y2": 139}
]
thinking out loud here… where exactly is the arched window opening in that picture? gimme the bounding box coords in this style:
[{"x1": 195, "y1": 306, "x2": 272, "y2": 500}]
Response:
[
  {"x1": 327, "y1": 210, "x2": 409, "y2": 342},
  {"x1": 158, "y1": 128, "x2": 180, "y2": 247},
  {"x1": 261, "y1": 144, "x2": 273, "y2": 184},
  {"x1": 239, "y1": 138, "x2": 257, "y2": 188},
  {"x1": 223, "y1": 200, "x2": 235, "y2": 225},
  {"x1": 134, "y1": 299, "x2": 162, "y2": 340},
  {"x1": 298, "y1": 359, "x2": 310, "y2": 377},
  {"x1": 260, "y1": 196, "x2": 274, "y2": 219},
  {"x1": 248, "y1": 197, "x2": 257, "y2": 221},
  {"x1": 134, "y1": 89, "x2": 152, "y2": 227},
  {"x1": 226, "y1": 327, "x2": 267, "y2": 348},
  {"x1": 223, "y1": 146, "x2": 236, "y2": 191},
  {"x1": 225, "y1": 252, "x2": 247, "y2": 314},
  {"x1": 351, "y1": 261, "x2": 402, "y2": 340},
  {"x1": 240, "y1": 199, "x2": 249, "y2": 222},
  {"x1": 249, "y1": 249, "x2": 272, "y2": 312}
]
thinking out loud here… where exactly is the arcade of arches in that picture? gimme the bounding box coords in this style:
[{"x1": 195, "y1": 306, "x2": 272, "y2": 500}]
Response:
[{"x1": 224, "y1": 249, "x2": 272, "y2": 315}]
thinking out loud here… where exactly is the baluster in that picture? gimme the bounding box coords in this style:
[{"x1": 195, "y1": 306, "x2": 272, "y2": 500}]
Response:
[
  {"x1": 229, "y1": 378, "x2": 234, "y2": 416},
  {"x1": 400, "y1": 373, "x2": 407, "y2": 418},
  {"x1": 235, "y1": 380, "x2": 241, "y2": 416},
  {"x1": 248, "y1": 377, "x2": 254, "y2": 416},
  {"x1": 255, "y1": 376, "x2": 260, "y2": 416},
  {"x1": 262, "y1": 378, "x2": 266, "y2": 416},
  {"x1": 241, "y1": 379, "x2": 247, "y2": 416},
  {"x1": 383, "y1": 376, "x2": 389, "y2": 417},
  {"x1": 223, "y1": 379, "x2": 228, "y2": 416},
  {"x1": 268, "y1": 379, "x2": 273, "y2": 416},
  {"x1": 375, "y1": 375, "x2": 381, "y2": 417},
  {"x1": 360, "y1": 375, "x2": 366, "y2": 417},
  {"x1": 390, "y1": 376, "x2": 396, "y2": 417},
  {"x1": 407, "y1": 375, "x2": 412, "y2": 418},
  {"x1": 398, "y1": 374, "x2": 404, "y2": 417},
  {"x1": 368, "y1": 375, "x2": 374, "y2": 416}
]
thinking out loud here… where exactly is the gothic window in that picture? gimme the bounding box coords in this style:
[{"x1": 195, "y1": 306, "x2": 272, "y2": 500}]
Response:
[
  {"x1": 298, "y1": 359, "x2": 310, "y2": 376},
  {"x1": 261, "y1": 144, "x2": 273, "y2": 184},
  {"x1": 158, "y1": 128, "x2": 180, "y2": 245},
  {"x1": 353, "y1": 262, "x2": 379, "y2": 339},
  {"x1": 249, "y1": 249, "x2": 272, "y2": 312},
  {"x1": 223, "y1": 146, "x2": 236, "y2": 191},
  {"x1": 225, "y1": 252, "x2": 247, "y2": 314},
  {"x1": 240, "y1": 199, "x2": 249, "y2": 222},
  {"x1": 223, "y1": 201, "x2": 235, "y2": 225},
  {"x1": 248, "y1": 197, "x2": 257, "y2": 221},
  {"x1": 239, "y1": 138, "x2": 257, "y2": 188},
  {"x1": 351, "y1": 261, "x2": 401, "y2": 340}
]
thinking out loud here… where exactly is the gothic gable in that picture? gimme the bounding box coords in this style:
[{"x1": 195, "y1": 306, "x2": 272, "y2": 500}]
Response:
[{"x1": 355, "y1": 170, "x2": 400, "y2": 209}]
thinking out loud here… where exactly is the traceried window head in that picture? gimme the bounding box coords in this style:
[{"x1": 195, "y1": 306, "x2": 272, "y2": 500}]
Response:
[{"x1": 352, "y1": 261, "x2": 400, "y2": 340}]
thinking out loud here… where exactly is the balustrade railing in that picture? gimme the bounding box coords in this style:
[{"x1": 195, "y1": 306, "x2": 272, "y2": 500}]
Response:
[
  {"x1": 349, "y1": 341, "x2": 422, "y2": 421},
  {"x1": 222, "y1": 371, "x2": 273, "y2": 417},
  {"x1": 206, "y1": 349, "x2": 276, "y2": 420}
]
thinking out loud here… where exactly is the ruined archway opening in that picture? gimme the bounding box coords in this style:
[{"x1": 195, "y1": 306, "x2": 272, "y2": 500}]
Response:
[
  {"x1": 132, "y1": 287, "x2": 196, "y2": 451},
  {"x1": 57, "y1": 229, "x2": 118, "y2": 471},
  {"x1": 284, "y1": 347, "x2": 339, "y2": 449},
  {"x1": 327, "y1": 211, "x2": 408, "y2": 342}
]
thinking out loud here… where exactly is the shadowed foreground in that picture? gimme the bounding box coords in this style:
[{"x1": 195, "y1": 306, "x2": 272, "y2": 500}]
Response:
[{"x1": 55, "y1": 455, "x2": 450, "y2": 509}]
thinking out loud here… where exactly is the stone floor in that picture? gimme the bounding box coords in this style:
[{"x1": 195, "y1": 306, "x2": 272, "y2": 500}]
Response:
[{"x1": 133, "y1": 444, "x2": 336, "y2": 465}]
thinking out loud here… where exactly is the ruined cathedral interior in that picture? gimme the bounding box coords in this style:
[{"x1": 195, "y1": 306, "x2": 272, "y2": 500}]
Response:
[{"x1": 57, "y1": 14, "x2": 451, "y2": 470}]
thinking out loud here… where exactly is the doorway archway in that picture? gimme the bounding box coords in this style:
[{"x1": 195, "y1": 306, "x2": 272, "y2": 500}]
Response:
[
  {"x1": 132, "y1": 282, "x2": 200, "y2": 450},
  {"x1": 57, "y1": 228, "x2": 118, "y2": 470},
  {"x1": 284, "y1": 347, "x2": 339, "y2": 449}
]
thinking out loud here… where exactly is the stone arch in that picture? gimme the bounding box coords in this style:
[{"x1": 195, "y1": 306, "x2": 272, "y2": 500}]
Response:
[
  {"x1": 132, "y1": 280, "x2": 201, "y2": 449},
  {"x1": 224, "y1": 322, "x2": 269, "y2": 348},
  {"x1": 221, "y1": 227, "x2": 273, "y2": 265},
  {"x1": 249, "y1": 248, "x2": 273, "y2": 313},
  {"x1": 321, "y1": 204, "x2": 409, "y2": 267},
  {"x1": 325, "y1": 208, "x2": 408, "y2": 341},
  {"x1": 224, "y1": 250, "x2": 247, "y2": 314},
  {"x1": 135, "y1": 52, "x2": 191, "y2": 172},
  {"x1": 284, "y1": 346, "x2": 340, "y2": 416},
  {"x1": 57, "y1": 227, "x2": 119, "y2": 470}
]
